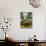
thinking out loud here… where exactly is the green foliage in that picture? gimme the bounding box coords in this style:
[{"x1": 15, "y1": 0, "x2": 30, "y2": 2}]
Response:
[
  {"x1": 26, "y1": 12, "x2": 32, "y2": 20},
  {"x1": 20, "y1": 12, "x2": 24, "y2": 20}
]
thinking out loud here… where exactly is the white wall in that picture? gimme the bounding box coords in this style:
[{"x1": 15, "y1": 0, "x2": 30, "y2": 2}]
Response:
[{"x1": 0, "y1": 0, "x2": 46, "y2": 40}]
